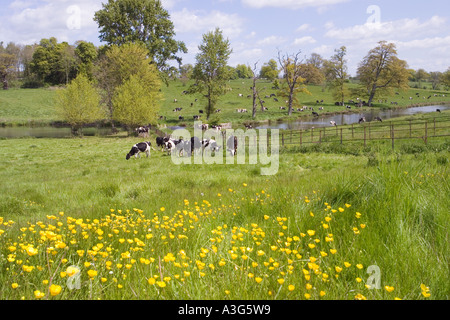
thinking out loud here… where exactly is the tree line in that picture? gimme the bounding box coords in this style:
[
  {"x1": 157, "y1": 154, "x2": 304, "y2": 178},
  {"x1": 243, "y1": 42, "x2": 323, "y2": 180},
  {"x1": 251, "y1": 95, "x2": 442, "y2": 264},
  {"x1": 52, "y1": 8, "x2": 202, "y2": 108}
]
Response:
[{"x1": 1, "y1": 0, "x2": 450, "y2": 135}]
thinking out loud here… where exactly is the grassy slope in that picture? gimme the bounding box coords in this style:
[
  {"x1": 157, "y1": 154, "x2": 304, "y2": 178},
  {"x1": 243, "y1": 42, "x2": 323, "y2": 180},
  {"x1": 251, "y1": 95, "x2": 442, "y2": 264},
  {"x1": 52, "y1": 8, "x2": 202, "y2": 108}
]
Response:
[{"x1": 1, "y1": 80, "x2": 449, "y2": 126}]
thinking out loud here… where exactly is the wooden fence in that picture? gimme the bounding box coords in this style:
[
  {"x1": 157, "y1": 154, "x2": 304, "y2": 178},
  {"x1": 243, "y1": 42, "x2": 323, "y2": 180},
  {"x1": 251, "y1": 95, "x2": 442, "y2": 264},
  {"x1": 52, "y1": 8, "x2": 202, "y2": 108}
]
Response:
[{"x1": 279, "y1": 116, "x2": 450, "y2": 149}]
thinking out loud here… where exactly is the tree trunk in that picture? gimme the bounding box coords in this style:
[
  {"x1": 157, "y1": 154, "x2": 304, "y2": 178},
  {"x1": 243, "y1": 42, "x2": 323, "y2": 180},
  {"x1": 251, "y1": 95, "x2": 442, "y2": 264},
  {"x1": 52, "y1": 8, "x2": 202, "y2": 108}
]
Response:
[{"x1": 252, "y1": 77, "x2": 257, "y2": 118}]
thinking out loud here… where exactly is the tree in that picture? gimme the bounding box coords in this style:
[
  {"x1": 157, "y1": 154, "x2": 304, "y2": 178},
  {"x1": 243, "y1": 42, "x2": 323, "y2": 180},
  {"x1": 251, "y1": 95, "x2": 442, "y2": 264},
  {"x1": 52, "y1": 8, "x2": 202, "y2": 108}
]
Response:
[
  {"x1": 190, "y1": 28, "x2": 232, "y2": 120},
  {"x1": 429, "y1": 71, "x2": 442, "y2": 90},
  {"x1": 259, "y1": 59, "x2": 279, "y2": 80},
  {"x1": 306, "y1": 53, "x2": 325, "y2": 70},
  {"x1": 55, "y1": 74, "x2": 105, "y2": 136},
  {"x1": 277, "y1": 51, "x2": 311, "y2": 116},
  {"x1": 357, "y1": 41, "x2": 409, "y2": 106},
  {"x1": 441, "y1": 68, "x2": 450, "y2": 89},
  {"x1": 75, "y1": 41, "x2": 98, "y2": 80},
  {"x1": 324, "y1": 46, "x2": 349, "y2": 106},
  {"x1": 415, "y1": 68, "x2": 429, "y2": 88},
  {"x1": 112, "y1": 74, "x2": 161, "y2": 132},
  {"x1": 0, "y1": 42, "x2": 18, "y2": 90},
  {"x1": 94, "y1": 0, "x2": 187, "y2": 79},
  {"x1": 94, "y1": 43, "x2": 161, "y2": 127},
  {"x1": 29, "y1": 38, "x2": 77, "y2": 85},
  {"x1": 298, "y1": 63, "x2": 325, "y2": 85},
  {"x1": 236, "y1": 64, "x2": 254, "y2": 79}
]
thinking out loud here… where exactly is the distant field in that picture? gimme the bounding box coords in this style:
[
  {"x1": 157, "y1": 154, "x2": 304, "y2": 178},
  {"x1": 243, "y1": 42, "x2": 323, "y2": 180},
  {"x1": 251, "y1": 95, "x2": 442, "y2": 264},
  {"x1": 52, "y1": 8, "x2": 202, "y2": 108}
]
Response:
[{"x1": 1, "y1": 80, "x2": 449, "y2": 127}]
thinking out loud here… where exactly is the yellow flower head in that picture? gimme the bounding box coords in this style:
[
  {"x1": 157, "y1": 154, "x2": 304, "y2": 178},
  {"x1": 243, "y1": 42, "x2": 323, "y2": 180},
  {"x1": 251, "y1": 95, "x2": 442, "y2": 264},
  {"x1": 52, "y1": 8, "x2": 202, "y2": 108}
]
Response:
[{"x1": 50, "y1": 284, "x2": 62, "y2": 297}]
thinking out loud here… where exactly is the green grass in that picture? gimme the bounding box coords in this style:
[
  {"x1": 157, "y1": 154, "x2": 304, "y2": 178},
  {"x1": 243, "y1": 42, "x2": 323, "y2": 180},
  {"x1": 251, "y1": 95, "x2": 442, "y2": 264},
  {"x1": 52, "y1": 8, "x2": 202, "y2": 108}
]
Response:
[{"x1": 0, "y1": 134, "x2": 448, "y2": 300}]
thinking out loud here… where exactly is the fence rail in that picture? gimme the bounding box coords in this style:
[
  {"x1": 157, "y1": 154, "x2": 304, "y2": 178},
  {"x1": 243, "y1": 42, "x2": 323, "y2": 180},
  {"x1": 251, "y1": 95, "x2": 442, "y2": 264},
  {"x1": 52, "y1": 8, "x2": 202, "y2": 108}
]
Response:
[{"x1": 279, "y1": 116, "x2": 450, "y2": 149}]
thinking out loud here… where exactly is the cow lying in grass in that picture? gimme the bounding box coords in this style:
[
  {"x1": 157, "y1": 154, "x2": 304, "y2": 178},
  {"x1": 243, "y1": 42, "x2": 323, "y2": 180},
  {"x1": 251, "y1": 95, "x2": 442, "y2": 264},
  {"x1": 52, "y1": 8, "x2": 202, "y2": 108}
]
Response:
[{"x1": 126, "y1": 142, "x2": 153, "y2": 160}]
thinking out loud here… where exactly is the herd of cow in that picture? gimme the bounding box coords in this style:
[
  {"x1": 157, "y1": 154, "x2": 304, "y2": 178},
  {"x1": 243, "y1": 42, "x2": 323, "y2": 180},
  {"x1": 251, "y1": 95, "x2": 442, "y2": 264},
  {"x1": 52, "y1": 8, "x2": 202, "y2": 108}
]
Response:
[{"x1": 126, "y1": 135, "x2": 238, "y2": 160}]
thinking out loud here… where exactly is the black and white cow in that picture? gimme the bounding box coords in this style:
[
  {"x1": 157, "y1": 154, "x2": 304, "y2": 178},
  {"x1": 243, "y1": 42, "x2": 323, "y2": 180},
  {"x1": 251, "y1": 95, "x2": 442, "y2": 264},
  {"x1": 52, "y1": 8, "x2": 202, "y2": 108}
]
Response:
[
  {"x1": 156, "y1": 136, "x2": 170, "y2": 151},
  {"x1": 226, "y1": 135, "x2": 238, "y2": 156},
  {"x1": 202, "y1": 139, "x2": 221, "y2": 155},
  {"x1": 189, "y1": 136, "x2": 202, "y2": 156},
  {"x1": 165, "y1": 138, "x2": 185, "y2": 156},
  {"x1": 126, "y1": 142, "x2": 152, "y2": 160}
]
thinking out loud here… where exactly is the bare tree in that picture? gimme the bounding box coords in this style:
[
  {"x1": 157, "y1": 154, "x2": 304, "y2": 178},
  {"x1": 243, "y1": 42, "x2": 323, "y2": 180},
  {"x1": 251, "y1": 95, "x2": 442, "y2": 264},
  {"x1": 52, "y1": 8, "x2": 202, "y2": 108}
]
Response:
[{"x1": 277, "y1": 50, "x2": 309, "y2": 116}]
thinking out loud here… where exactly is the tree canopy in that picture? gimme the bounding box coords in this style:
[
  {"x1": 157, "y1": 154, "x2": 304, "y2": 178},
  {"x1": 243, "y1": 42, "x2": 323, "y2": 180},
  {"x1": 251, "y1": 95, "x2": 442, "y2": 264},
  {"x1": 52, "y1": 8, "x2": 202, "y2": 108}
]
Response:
[
  {"x1": 190, "y1": 28, "x2": 232, "y2": 120},
  {"x1": 357, "y1": 41, "x2": 409, "y2": 106},
  {"x1": 55, "y1": 74, "x2": 105, "y2": 135},
  {"x1": 94, "y1": 0, "x2": 187, "y2": 77}
]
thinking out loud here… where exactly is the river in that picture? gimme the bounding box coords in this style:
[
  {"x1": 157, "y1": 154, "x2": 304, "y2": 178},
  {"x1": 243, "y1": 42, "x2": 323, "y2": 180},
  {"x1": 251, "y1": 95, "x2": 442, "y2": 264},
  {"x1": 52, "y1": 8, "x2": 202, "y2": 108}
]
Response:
[{"x1": 0, "y1": 105, "x2": 448, "y2": 138}]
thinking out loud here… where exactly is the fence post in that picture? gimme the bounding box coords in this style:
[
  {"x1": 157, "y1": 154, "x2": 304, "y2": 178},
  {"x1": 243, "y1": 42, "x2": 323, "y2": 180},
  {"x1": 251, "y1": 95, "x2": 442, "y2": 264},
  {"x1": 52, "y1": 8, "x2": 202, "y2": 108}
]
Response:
[
  {"x1": 409, "y1": 120, "x2": 412, "y2": 138},
  {"x1": 351, "y1": 124, "x2": 354, "y2": 139},
  {"x1": 311, "y1": 128, "x2": 314, "y2": 143},
  {"x1": 391, "y1": 124, "x2": 395, "y2": 150},
  {"x1": 300, "y1": 130, "x2": 302, "y2": 147},
  {"x1": 282, "y1": 132, "x2": 284, "y2": 147},
  {"x1": 319, "y1": 130, "x2": 322, "y2": 144},
  {"x1": 364, "y1": 126, "x2": 366, "y2": 147},
  {"x1": 368, "y1": 122, "x2": 371, "y2": 140},
  {"x1": 434, "y1": 118, "x2": 436, "y2": 136},
  {"x1": 424, "y1": 121, "x2": 428, "y2": 145},
  {"x1": 340, "y1": 128, "x2": 343, "y2": 145}
]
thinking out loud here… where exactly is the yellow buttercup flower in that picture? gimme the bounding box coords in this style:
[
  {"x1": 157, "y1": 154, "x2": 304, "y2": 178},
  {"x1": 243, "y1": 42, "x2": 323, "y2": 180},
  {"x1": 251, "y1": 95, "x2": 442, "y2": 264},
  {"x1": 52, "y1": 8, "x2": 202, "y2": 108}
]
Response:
[
  {"x1": 288, "y1": 285, "x2": 295, "y2": 291},
  {"x1": 34, "y1": 290, "x2": 45, "y2": 299},
  {"x1": 49, "y1": 284, "x2": 62, "y2": 297},
  {"x1": 385, "y1": 286, "x2": 395, "y2": 293},
  {"x1": 87, "y1": 269, "x2": 98, "y2": 279}
]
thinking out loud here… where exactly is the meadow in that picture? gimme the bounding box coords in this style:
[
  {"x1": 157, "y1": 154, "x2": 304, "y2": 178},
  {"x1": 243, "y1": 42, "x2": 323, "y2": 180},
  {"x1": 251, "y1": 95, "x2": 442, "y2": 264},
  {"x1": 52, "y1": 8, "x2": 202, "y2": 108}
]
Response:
[
  {"x1": 0, "y1": 78, "x2": 449, "y2": 301},
  {"x1": 0, "y1": 129, "x2": 448, "y2": 300},
  {"x1": 1, "y1": 79, "x2": 450, "y2": 128}
]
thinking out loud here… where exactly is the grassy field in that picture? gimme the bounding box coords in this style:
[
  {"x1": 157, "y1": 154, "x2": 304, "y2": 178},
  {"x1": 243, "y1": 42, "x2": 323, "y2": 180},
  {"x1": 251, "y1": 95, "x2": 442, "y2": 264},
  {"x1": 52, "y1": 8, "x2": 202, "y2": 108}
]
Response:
[
  {"x1": 1, "y1": 79, "x2": 449, "y2": 127},
  {"x1": 0, "y1": 126, "x2": 448, "y2": 300}
]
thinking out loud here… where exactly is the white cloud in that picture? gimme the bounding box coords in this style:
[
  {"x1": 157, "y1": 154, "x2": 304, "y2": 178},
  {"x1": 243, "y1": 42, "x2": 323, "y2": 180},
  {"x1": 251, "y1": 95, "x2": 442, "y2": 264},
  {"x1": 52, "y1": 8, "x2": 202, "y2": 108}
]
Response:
[
  {"x1": 241, "y1": 0, "x2": 349, "y2": 10},
  {"x1": 296, "y1": 23, "x2": 313, "y2": 33},
  {"x1": 324, "y1": 16, "x2": 446, "y2": 42},
  {"x1": 171, "y1": 8, "x2": 244, "y2": 39},
  {"x1": 3, "y1": 0, "x2": 103, "y2": 45},
  {"x1": 293, "y1": 36, "x2": 316, "y2": 45},
  {"x1": 257, "y1": 35, "x2": 287, "y2": 46}
]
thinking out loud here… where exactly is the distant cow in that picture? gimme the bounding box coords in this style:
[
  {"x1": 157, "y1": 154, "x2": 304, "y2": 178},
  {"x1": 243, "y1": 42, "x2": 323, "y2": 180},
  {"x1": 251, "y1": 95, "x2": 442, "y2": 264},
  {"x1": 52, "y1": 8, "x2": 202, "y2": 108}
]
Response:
[
  {"x1": 126, "y1": 142, "x2": 152, "y2": 160},
  {"x1": 437, "y1": 109, "x2": 441, "y2": 113},
  {"x1": 312, "y1": 112, "x2": 319, "y2": 117},
  {"x1": 202, "y1": 139, "x2": 221, "y2": 155},
  {"x1": 330, "y1": 121, "x2": 337, "y2": 126},
  {"x1": 374, "y1": 117, "x2": 383, "y2": 122},
  {"x1": 359, "y1": 117, "x2": 366, "y2": 124}
]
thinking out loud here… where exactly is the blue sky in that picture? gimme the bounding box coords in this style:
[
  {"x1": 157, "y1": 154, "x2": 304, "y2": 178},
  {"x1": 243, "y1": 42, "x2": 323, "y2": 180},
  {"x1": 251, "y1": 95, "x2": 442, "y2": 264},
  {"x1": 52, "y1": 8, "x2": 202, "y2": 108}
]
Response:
[{"x1": 1, "y1": 0, "x2": 449, "y2": 75}]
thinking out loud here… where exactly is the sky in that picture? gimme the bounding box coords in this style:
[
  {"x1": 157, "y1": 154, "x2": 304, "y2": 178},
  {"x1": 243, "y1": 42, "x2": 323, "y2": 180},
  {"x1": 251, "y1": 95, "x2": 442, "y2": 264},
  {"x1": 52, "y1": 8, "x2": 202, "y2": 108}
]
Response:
[{"x1": 1, "y1": 0, "x2": 450, "y2": 76}]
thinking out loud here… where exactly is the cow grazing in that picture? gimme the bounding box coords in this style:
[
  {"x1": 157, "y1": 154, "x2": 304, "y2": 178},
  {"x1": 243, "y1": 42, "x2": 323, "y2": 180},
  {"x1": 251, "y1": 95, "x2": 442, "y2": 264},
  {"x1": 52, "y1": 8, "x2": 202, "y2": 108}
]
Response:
[
  {"x1": 165, "y1": 139, "x2": 185, "y2": 157},
  {"x1": 437, "y1": 109, "x2": 441, "y2": 113},
  {"x1": 126, "y1": 142, "x2": 152, "y2": 160},
  {"x1": 189, "y1": 136, "x2": 202, "y2": 156},
  {"x1": 156, "y1": 136, "x2": 170, "y2": 151},
  {"x1": 359, "y1": 117, "x2": 366, "y2": 124},
  {"x1": 374, "y1": 117, "x2": 383, "y2": 122},
  {"x1": 330, "y1": 121, "x2": 337, "y2": 126},
  {"x1": 312, "y1": 112, "x2": 319, "y2": 117},
  {"x1": 202, "y1": 139, "x2": 221, "y2": 155},
  {"x1": 227, "y1": 135, "x2": 238, "y2": 156}
]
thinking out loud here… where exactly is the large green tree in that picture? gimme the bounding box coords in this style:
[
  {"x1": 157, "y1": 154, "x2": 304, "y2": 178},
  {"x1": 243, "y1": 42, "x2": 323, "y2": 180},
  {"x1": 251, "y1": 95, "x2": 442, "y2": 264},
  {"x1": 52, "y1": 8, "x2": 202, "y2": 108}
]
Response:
[
  {"x1": 190, "y1": 28, "x2": 232, "y2": 120},
  {"x1": 324, "y1": 46, "x2": 349, "y2": 106},
  {"x1": 0, "y1": 42, "x2": 18, "y2": 90},
  {"x1": 357, "y1": 41, "x2": 409, "y2": 106},
  {"x1": 55, "y1": 74, "x2": 105, "y2": 136},
  {"x1": 259, "y1": 59, "x2": 279, "y2": 80},
  {"x1": 75, "y1": 41, "x2": 98, "y2": 80},
  {"x1": 94, "y1": 0, "x2": 187, "y2": 78},
  {"x1": 95, "y1": 43, "x2": 161, "y2": 128},
  {"x1": 29, "y1": 38, "x2": 77, "y2": 85},
  {"x1": 112, "y1": 74, "x2": 161, "y2": 132}
]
